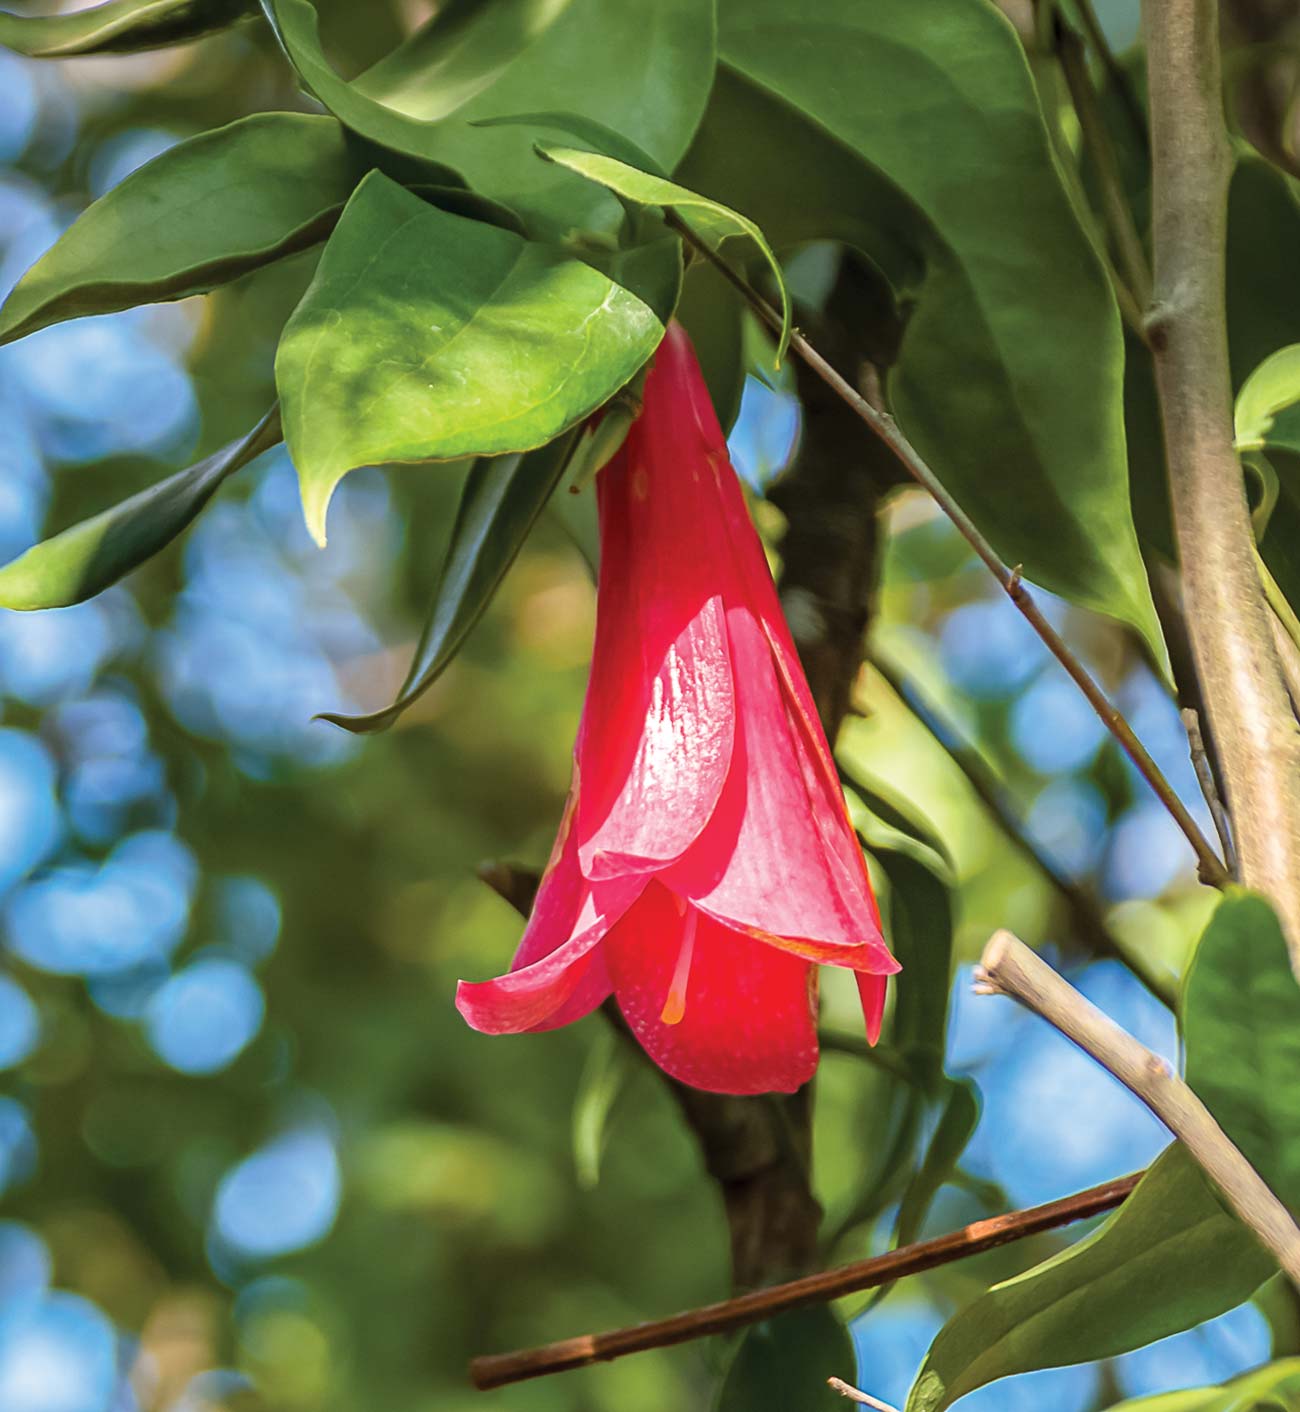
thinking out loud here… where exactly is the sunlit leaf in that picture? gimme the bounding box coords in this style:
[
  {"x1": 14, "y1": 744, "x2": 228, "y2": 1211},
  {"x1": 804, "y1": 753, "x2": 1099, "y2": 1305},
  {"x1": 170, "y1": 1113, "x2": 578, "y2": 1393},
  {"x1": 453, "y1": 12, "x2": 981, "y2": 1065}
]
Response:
[
  {"x1": 0, "y1": 114, "x2": 357, "y2": 345},
  {"x1": 263, "y1": 0, "x2": 715, "y2": 236},
  {"x1": 717, "y1": 1305, "x2": 855, "y2": 1412},
  {"x1": 903, "y1": 1145, "x2": 1274, "y2": 1412},
  {"x1": 1235, "y1": 345, "x2": 1300, "y2": 458},
  {"x1": 1102, "y1": 1358, "x2": 1300, "y2": 1412},
  {"x1": 538, "y1": 143, "x2": 791, "y2": 362},
  {"x1": 0, "y1": 0, "x2": 256, "y2": 57},
  {"x1": 683, "y1": 3, "x2": 1161, "y2": 648},
  {"x1": 277, "y1": 173, "x2": 662, "y2": 544},
  {"x1": 0, "y1": 408, "x2": 280, "y2": 610},
  {"x1": 319, "y1": 434, "x2": 578, "y2": 732}
]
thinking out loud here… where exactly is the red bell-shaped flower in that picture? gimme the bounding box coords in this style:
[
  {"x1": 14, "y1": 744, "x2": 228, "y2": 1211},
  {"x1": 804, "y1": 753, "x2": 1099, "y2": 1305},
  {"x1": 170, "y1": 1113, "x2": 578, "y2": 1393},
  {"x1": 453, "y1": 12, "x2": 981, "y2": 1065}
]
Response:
[{"x1": 457, "y1": 323, "x2": 898, "y2": 1094}]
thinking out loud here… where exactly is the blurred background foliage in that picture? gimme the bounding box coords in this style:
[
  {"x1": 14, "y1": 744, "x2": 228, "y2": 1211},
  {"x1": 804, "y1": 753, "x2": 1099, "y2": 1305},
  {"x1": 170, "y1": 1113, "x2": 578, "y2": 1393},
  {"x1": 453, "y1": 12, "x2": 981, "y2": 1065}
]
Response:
[{"x1": 0, "y1": 2, "x2": 1293, "y2": 1411}]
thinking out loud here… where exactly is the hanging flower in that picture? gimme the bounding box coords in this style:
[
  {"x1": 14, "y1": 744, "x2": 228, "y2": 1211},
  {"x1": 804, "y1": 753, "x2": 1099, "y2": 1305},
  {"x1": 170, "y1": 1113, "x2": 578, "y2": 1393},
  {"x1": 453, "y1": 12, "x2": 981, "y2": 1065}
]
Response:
[{"x1": 457, "y1": 323, "x2": 897, "y2": 1095}]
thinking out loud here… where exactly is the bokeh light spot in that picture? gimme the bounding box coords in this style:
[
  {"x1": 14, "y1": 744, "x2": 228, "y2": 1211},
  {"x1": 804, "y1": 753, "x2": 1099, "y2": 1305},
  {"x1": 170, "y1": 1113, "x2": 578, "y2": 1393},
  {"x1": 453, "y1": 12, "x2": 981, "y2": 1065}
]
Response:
[
  {"x1": 145, "y1": 958, "x2": 264, "y2": 1076},
  {"x1": 213, "y1": 1130, "x2": 340, "y2": 1262},
  {"x1": 0, "y1": 975, "x2": 40, "y2": 1069}
]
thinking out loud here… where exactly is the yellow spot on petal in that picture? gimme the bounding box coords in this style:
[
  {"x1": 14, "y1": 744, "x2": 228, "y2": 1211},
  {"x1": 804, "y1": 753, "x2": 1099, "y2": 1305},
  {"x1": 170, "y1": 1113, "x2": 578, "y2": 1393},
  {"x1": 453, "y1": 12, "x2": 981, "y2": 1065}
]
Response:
[{"x1": 632, "y1": 465, "x2": 649, "y2": 501}]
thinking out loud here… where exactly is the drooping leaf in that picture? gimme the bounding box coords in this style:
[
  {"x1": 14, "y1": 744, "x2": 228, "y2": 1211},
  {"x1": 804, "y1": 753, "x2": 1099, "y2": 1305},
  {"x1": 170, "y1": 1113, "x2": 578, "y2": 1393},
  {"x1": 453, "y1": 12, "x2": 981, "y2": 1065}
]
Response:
[
  {"x1": 319, "y1": 433, "x2": 578, "y2": 732},
  {"x1": 538, "y1": 145, "x2": 790, "y2": 362},
  {"x1": 571, "y1": 1024, "x2": 634, "y2": 1190},
  {"x1": 0, "y1": 0, "x2": 256, "y2": 57},
  {"x1": 276, "y1": 173, "x2": 662, "y2": 544},
  {"x1": 0, "y1": 114, "x2": 357, "y2": 345},
  {"x1": 903, "y1": 1145, "x2": 1275, "y2": 1412},
  {"x1": 894, "y1": 1079, "x2": 980, "y2": 1249},
  {"x1": 1236, "y1": 346, "x2": 1300, "y2": 459},
  {"x1": 1102, "y1": 1358, "x2": 1300, "y2": 1412},
  {"x1": 853, "y1": 799, "x2": 954, "y2": 1087},
  {"x1": 263, "y1": 0, "x2": 716, "y2": 237},
  {"x1": 0, "y1": 409, "x2": 280, "y2": 610},
  {"x1": 1182, "y1": 890, "x2": 1300, "y2": 1207},
  {"x1": 717, "y1": 1305, "x2": 856, "y2": 1412},
  {"x1": 684, "y1": 6, "x2": 1160, "y2": 646}
]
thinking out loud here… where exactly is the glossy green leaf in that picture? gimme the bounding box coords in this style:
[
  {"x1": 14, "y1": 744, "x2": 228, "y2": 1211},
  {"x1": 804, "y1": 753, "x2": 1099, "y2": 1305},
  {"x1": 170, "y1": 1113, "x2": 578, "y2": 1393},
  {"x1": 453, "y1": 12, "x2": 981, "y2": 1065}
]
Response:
[
  {"x1": 319, "y1": 434, "x2": 577, "y2": 732},
  {"x1": 263, "y1": 0, "x2": 715, "y2": 237},
  {"x1": 1104, "y1": 1359, "x2": 1300, "y2": 1412},
  {"x1": 1183, "y1": 890, "x2": 1300, "y2": 1207},
  {"x1": 1236, "y1": 345, "x2": 1300, "y2": 458},
  {"x1": 904, "y1": 1145, "x2": 1275, "y2": 1412},
  {"x1": 689, "y1": 5, "x2": 1160, "y2": 646},
  {"x1": 0, "y1": 409, "x2": 280, "y2": 610},
  {"x1": 0, "y1": 114, "x2": 359, "y2": 345},
  {"x1": 277, "y1": 173, "x2": 662, "y2": 544},
  {"x1": 539, "y1": 144, "x2": 790, "y2": 362},
  {"x1": 717, "y1": 1305, "x2": 855, "y2": 1412},
  {"x1": 0, "y1": 0, "x2": 255, "y2": 57}
]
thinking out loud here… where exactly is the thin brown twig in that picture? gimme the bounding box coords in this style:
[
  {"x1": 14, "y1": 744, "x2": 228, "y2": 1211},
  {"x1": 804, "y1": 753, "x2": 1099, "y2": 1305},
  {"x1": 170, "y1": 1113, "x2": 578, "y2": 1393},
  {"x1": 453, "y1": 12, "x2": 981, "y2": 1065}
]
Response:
[
  {"x1": 1071, "y1": 0, "x2": 1150, "y2": 146},
  {"x1": 1180, "y1": 707, "x2": 1236, "y2": 869},
  {"x1": 662, "y1": 210, "x2": 1229, "y2": 890},
  {"x1": 467, "y1": 1171, "x2": 1140, "y2": 1389},
  {"x1": 976, "y1": 931, "x2": 1300, "y2": 1285},
  {"x1": 866, "y1": 648, "x2": 1177, "y2": 1007},
  {"x1": 1054, "y1": 11, "x2": 1153, "y2": 328}
]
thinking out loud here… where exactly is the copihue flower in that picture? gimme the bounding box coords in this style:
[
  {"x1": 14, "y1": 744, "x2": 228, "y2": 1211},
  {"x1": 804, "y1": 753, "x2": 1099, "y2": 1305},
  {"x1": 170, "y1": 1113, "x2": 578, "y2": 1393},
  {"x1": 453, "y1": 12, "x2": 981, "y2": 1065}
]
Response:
[{"x1": 457, "y1": 323, "x2": 897, "y2": 1094}]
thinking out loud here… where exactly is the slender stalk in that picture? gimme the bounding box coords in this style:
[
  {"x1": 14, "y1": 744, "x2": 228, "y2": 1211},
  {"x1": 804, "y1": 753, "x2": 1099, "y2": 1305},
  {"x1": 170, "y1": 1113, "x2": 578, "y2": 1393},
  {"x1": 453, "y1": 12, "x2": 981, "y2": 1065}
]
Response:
[
  {"x1": 976, "y1": 930, "x2": 1300, "y2": 1284},
  {"x1": 1055, "y1": 13, "x2": 1152, "y2": 318},
  {"x1": 1142, "y1": 0, "x2": 1300, "y2": 963},
  {"x1": 467, "y1": 1171, "x2": 1141, "y2": 1389},
  {"x1": 867, "y1": 649, "x2": 1176, "y2": 1006},
  {"x1": 663, "y1": 211, "x2": 1229, "y2": 889},
  {"x1": 1072, "y1": 0, "x2": 1149, "y2": 146},
  {"x1": 1180, "y1": 707, "x2": 1236, "y2": 870}
]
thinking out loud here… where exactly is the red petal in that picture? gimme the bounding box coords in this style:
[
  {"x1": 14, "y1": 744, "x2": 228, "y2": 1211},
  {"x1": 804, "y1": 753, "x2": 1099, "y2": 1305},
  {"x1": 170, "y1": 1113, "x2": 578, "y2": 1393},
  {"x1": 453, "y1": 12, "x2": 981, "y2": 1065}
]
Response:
[
  {"x1": 575, "y1": 333, "x2": 738, "y2": 879},
  {"x1": 457, "y1": 790, "x2": 638, "y2": 1034},
  {"x1": 604, "y1": 883, "x2": 819, "y2": 1095},
  {"x1": 636, "y1": 327, "x2": 893, "y2": 981},
  {"x1": 856, "y1": 972, "x2": 889, "y2": 1045},
  {"x1": 665, "y1": 599, "x2": 894, "y2": 971}
]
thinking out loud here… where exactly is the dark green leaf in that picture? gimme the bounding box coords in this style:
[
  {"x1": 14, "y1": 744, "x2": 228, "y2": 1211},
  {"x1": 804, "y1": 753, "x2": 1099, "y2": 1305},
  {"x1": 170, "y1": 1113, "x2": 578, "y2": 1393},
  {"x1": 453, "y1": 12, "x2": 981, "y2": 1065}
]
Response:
[
  {"x1": 1103, "y1": 1358, "x2": 1300, "y2": 1412},
  {"x1": 319, "y1": 434, "x2": 577, "y2": 732},
  {"x1": 903, "y1": 1145, "x2": 1275, "y2": 1412},
  {"x1": 538, "y1": 143, "x2": 791, "y2": 362},
  {"x1": 1183, "y1": 890, "x2": 1300, "y2": 1207},
  {"x1": 717, "y1": 1305, "x2": 856, "y2": 1412},
  {"x1": 690, "y1": 4, "x2": 1160, "y2": 646},
  {"x1": 852, "y1": 799, "x2": 953, "y2": 1084},
  {"x1": 0, "y1": 114, "x2": 358, "y2": 345},
  {"x1": 277, "y1": 173, "x2": 662, "y2": 543},
  {"x1": 894, "y1": 1079, "x2": 979, "y2": 1249},
  {"x1": 0, "y1": 0, "x2": 256, "y2": 57},
  {"x1": 0, "y1": 409, "x2": 280, "y2": 610},
  {"x1": 264, "y1": 0, "x2": 716, "y2": 237}
]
